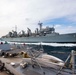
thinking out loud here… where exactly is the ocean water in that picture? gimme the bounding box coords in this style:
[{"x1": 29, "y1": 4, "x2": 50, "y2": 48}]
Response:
[
  {"x1": 43, "y1": 45, "x2": 76, "y2": 61},
  {"x1": 27, "y1": 43, "x2": 76, "y2": 61}
]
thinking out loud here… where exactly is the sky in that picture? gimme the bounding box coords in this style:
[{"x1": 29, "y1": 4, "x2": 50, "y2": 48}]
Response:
[{"x1": 0, "y1": 0, "x2": 76, "y2": 37}]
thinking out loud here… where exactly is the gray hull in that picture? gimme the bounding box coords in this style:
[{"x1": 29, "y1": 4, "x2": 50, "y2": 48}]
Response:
[{"x1": 1, "y1": 33, "x2": 76, "y2": 43}]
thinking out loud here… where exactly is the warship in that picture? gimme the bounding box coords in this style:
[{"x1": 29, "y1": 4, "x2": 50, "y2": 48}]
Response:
[{"x1": 1, "y1": 22, "x2": 76, "y2": 43}]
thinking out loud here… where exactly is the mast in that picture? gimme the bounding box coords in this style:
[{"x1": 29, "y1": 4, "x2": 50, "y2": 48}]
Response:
[{"x1": 38, "y1": 21, "x2": 43, "y2": 32}]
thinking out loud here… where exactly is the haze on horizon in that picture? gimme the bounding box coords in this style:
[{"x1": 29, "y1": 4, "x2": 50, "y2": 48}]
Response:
[{"x1": 0, "y1": 0, "x2": 76, "y2": 37}]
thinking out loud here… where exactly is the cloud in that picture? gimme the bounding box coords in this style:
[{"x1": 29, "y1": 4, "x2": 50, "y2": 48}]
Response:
[
  {"x1": 0, "y1": 0, "x2": 76, "y2": 37},
  {"x1": 55, "y1": 25, "x2": 61, "y2": 28},
  {"x1": 55, "y1": 25, "x2": 76, "y2": 34}
]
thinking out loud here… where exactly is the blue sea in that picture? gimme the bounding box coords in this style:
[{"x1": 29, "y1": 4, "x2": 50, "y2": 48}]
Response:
[
  {"x1": 43, "y1": 45, "x2": 76, "y2": 61},
  {"x1": 26, "y1": 43, "x2": 76, "y2": 61}
]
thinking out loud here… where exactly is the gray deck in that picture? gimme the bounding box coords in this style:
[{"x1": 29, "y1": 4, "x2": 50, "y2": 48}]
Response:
[
  {"x1": 0, "y1": 57, "x2": 76, "y2": 75},
  {"x1": 0, "y1": 48, "x2": 76, "y2": 75}
]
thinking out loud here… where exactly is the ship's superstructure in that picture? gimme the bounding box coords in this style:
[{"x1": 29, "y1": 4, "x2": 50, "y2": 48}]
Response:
[
  {"x1": 2, "y1": 22, "x2": 58, "y2": 38},
  {"x1": 1, "y1": 22, "x2": 76, "y2": 43}
]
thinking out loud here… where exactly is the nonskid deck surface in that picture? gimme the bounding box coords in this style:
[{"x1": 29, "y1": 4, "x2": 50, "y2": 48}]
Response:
[
  {"x1": 0, "y1": 71, "x2": 8, "y2": 75},
  {"x1": 16, "y1": 63, "x2": 76, "y2": 75},
  {"x1": 0, "y1": 57, "x2": 76, "y2": 75},
  {"x1": 0, "y1": 54, "x2": 76, "y2": 75}
]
